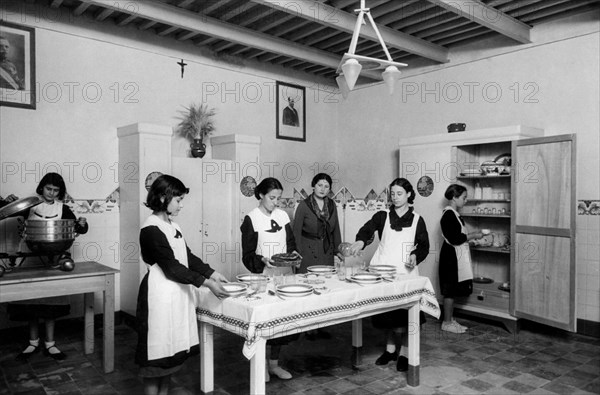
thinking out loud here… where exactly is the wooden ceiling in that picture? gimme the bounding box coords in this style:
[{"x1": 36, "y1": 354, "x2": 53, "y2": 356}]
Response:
[{"x1": 45, "y1": 0, "x2": 599, "y2": 82}]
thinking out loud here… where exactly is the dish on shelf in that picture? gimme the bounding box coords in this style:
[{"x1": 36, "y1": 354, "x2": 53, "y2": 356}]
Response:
[
  {"x1": 460, "y1": 169, "x2": 482, "y2": 176},
  {"x1": 498, "y1": 282, "x2": 510, "y2": 292},
  {"x1": 473, "y1": 276, "x2": 494, "y2": 284}
]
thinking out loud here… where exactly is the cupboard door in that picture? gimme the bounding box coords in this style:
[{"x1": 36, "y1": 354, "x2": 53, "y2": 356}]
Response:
[{"x1": 511, "y1": 134, "x2": 576, "y2": 331}]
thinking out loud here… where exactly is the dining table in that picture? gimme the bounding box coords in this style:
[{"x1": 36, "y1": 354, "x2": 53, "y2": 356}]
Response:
[{"x1": 196, "y1": 273, "x2": 440, "y2": 394}]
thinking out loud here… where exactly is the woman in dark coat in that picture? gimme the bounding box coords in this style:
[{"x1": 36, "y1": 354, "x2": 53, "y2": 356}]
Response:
[{"x1": 292, "y1": 173, "x2": 342, "y2": 273}]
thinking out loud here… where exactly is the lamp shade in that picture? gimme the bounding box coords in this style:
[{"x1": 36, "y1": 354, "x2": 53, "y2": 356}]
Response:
[
  {"x1": 341, "y1": 58, "x2": 362, "y2": 90},
  {"x1": 382, "y1": 65, "x2": 401, "y2": 95},
  {"x1": 336, "y1": 75, "x2": 350, "y2": 99}
]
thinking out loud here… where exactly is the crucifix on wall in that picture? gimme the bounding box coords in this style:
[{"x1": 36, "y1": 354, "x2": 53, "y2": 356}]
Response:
[{"x1": 177, "y1": 59, "x2": 187, "y2": 78}]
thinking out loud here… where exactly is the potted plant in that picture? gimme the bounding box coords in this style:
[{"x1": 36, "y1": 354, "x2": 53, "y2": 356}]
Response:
[{"x1": 175, "y1": 103, "x2": 216, "y2": 158}]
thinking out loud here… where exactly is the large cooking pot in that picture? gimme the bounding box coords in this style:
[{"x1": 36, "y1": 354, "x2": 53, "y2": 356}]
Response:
[{"x1": 23, "y1": 219, "x2": 77, "y2": 255}]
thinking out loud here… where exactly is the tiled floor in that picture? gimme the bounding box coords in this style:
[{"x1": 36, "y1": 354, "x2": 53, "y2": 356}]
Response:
[{"x1": 0, "y1": 316, "x2": 598, "y2": 395}]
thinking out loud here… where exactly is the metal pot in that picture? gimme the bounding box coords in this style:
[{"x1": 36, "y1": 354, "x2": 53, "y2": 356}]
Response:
[{"x1": 23, "y1": 219, "x2": 76, "y2": 255}]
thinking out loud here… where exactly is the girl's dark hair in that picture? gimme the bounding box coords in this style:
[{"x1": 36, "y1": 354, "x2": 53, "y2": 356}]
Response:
[
  {"x1": 145, "y1": 174, "x2": 189, "y2": 212},
  {"x1": 444, "y1": 184, "x2": 467, "y2": 200},
  {"x1": 311, "y1": 173, "x2": 333, "y2": 188},
  {"x1": 254, "y1": 177, "x2": 283, "y2": 200},
  {"x1": 36, "y1": 172, "x2": 67, "y2": 200},
  {"x1": 389, "y1": 178, "x2": 415, "y2": 204}
]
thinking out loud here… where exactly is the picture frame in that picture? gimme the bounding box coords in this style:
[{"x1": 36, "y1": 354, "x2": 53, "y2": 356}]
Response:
[
  {"x1": 0, "y1": 21, "x2": 36, "y2": 110},
  {"x1": 276, "y1": 81, "x2": 305, "y2": 142}
]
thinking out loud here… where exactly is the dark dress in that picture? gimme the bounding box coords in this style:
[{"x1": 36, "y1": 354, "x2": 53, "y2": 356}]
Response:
[
  {"x1": 439, "y1": 210, "x2": 473, "y2": 297},
  {"x1": 292, "y1": 195, "x2": 342, "y2": 273},
  {"x1": 135, "y1": 216, "x2": 215, "y2": 375},
  {"x1": 355, "y1": 207, "x2": 429, "y2": 329}
]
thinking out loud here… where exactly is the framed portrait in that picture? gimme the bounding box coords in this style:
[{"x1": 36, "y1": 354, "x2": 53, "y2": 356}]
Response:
[
  {"x1": 276, "y1": 81, "x2": 305, "y2": 142},
  {"x1": 0, "y1": 21, "x2": 36, "y2": 110}
]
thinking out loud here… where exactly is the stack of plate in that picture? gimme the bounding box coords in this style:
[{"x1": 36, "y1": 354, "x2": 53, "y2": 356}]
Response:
[
  {"x1": 276, "y1": 284, "x2": 313, "y2": 297},
  {"x1": 350, "y1": 273, "x2": 382, "y2": 284},
  {"x1": 306, "y1": 265, "x2": 336, "y2": 275},
  {"x1": 461, "y1": 169, "x2": 482, "y2": 176},
  {"x1": 223, "y1": 283, "x2": 248, "y2": 297},
  {"x1": 368, "y1": 265, "x2": 396, "y2": 279}
]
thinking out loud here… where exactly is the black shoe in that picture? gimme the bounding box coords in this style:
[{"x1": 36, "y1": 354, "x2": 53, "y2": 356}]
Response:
[
  {"x1": 396, "y1": 356, "x2": 408, "y2": 372},
  {"x1": 15, "y1": 344, "x2": 39, "y2": 361},
  {"x1": 44, "y1": 346, "x2": 66, "y2": 361},
  {"x1": 375, "y1": 351, "x2": 397, "y2": 365}
]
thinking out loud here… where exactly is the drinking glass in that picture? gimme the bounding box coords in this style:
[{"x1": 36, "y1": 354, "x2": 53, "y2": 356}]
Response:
[{"x1": 336, "y1": 259, "x2": 346, "y2": 280}]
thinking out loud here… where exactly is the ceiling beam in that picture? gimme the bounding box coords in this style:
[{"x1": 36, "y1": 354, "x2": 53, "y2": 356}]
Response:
[
  {"x1": 250, "y1": 0, "x2": 449, "y2": 63},
  {"x1": 77, "y1": 0, "x2": 383, "y2": 79},
  {"x1": 425, "y1": 0, "x2": 531, "y2": 43}
]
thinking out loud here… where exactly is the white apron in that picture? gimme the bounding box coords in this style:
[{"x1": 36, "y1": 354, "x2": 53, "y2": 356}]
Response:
[
  {"x1": 442, "y1": 206, "x2": 473, "y2": 282},
  {"x1": 143, "y1": 215, "x2": 199, "y2": 361},
  {"x1": 369, "y1": 212, "x2": 421, "y2": 276},
  {"x1": 248, "y1": 207, "x2": 293, "y2": 276}
]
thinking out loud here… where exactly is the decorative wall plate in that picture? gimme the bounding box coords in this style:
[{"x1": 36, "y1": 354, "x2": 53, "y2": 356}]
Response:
[{"x1": 145, "y1": 171, "x2": 163, "y2": 191}]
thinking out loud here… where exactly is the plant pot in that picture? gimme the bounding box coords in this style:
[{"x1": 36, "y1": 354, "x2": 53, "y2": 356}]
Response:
[{"x1": 190, "y1": 138, "x2": 206, "y2": 158}]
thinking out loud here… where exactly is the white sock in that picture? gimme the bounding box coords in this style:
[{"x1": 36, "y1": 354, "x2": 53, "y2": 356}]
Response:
[
  {"x1": 386, "y1": 344, "x2": 396, "y2": 354},
  {"x1": 45, "y1": 341, "x2": 61, "y2": 354},
  {"x1": 399, "y1": 346, "x2": 408, "y2": 358},
  {"x1": 22, "y1": 338, "x2": 39, "y2": 354},
  {"x1": 268, "y1": 359, "x2": 292, "y2": 379}
]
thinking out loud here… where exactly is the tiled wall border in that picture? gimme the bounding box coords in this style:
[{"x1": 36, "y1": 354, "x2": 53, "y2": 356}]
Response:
[{"x1": 60, "y1": 187, "x2": 598, "y2": 216}]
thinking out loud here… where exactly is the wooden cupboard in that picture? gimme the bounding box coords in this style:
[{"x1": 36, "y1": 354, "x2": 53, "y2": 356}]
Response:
[{"x1": 399, "y1": 126, "x2": 576, "y2": 333}]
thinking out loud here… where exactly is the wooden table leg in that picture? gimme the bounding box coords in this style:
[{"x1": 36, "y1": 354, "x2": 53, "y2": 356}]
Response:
[
  {"x1": 250, "y1": 338, "x2": 267, "y2": 395},
  {"x1": 407, "y1": 303, "x2": 420, "y2": 387},
  {"x1": 83, "y1": 292, "x2": 94, "y2": 355},
  {"x1": 199, "y1": 322, "x2": 214, "y2": 394},
  {"x1": 103, "y1": 274, "x2": 115, "y2": 373}
]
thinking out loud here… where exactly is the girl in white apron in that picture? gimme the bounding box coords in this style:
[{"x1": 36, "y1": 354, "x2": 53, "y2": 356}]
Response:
[
  {"x1": 8, "y1": 172, "x2": 88, "y2": 361},
  {"x1": 439, "y1": 184, "x2": 484, "y2": 334},
  {"x1": 350, "y1": 178, "x2": 430, "y2": 372},
  {"x1": 135, "y1": 175, "x2": 229, "y2": 394},
  {"x1": 240, "y1": 177, "x2": 301, "y2": 382}
]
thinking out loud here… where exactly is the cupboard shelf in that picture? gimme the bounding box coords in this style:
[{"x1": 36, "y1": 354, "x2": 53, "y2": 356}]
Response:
[
  {"x1": 457, "y1": 175, "x2": 511, "y2": 179},
  {"x1": 461, "y1": 214, "x2": 511, "y2": 218},
  {"x1": 471, "y1": 246, "x2": 511, "y2": 254},
  {"x1": 466, "y1": 199, "x2": 511, "y2": 203}
]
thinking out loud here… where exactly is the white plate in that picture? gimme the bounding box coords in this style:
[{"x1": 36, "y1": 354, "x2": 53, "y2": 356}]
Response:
[
  {"x1": 223, "y1": 283, "x2": 248, "y2": 295},
  {"x1": 307, "y1": 265, "x2": 336, "y2": 274},
  {"x1": 276, "y1": 284, "x2": 313, "y2": 294},
  {"x1": 368, "y1": 265, "x2": 396, "y2": 273},
  {"x1": 276, "y1": 291, "x2": 312, "y2": 298},
  {"x1": 236, "y1": 274, "x2": 269, "y2": 283},
  {"x1": 350, "y1": 273, "x2": 382, "y2": 284}
]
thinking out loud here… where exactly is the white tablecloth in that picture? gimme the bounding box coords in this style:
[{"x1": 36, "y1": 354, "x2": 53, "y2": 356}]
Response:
[{"x1": 196, "y1": 275, "x2": 440, "y2": 359}]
